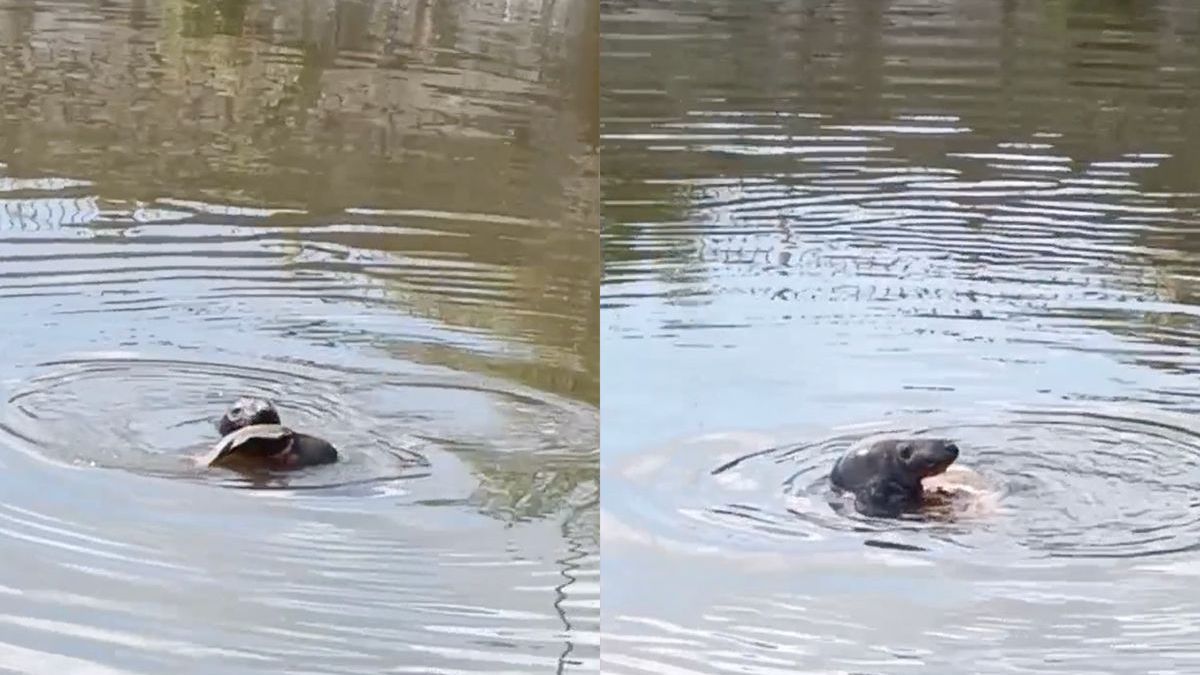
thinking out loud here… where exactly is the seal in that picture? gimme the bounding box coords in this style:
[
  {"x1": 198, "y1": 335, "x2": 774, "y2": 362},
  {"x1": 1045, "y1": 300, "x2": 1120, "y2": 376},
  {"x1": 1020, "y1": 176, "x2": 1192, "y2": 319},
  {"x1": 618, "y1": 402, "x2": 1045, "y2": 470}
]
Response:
[
  {"x1": 206, "y1": 397, "x2": 338, "y2": 470},
  {"x1": 829, "y1": 438, "x2": 960, "y2": 517}
]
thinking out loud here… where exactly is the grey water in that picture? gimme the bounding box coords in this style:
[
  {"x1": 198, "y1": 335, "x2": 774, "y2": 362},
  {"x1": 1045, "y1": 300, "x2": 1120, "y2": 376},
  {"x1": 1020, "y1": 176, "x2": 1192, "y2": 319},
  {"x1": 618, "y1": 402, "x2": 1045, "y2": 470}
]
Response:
[
  {"x1": 0, "y1": 0, "x2": 598, "y2": 672},
  {"x1": 602, "y1": 1, "x2": 1200, "y2": 672}
]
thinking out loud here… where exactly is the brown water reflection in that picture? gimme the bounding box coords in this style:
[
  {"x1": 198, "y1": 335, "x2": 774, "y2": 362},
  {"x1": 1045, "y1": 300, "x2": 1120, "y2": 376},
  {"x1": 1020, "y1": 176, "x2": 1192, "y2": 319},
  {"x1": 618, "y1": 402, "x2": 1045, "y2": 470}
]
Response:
[
  {"x1": 603, "y1": 0, "x2": 1200, "y2": 672},
  {"x1": 0, "y1": 0, "x2": 598, "y2": 401},
  {"x1": 0, "y1": 0, "x2": 597, "y2": 672}
]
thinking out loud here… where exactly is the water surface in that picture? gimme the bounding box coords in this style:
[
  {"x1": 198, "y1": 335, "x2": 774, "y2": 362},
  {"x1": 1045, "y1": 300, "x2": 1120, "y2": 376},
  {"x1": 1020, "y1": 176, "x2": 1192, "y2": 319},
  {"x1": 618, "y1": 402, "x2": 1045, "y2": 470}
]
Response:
[
  {"x1": 0, "y1": 0, "x2": 598, "y2": 672},
  {"x1": 602, "y1": 1, "x2": 1200, "y2": 672}
]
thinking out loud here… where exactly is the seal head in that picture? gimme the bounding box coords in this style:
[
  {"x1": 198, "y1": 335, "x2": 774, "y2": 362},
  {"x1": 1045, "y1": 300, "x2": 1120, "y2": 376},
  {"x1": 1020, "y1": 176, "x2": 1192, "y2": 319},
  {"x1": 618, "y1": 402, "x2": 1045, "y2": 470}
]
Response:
[
  {"x1": 218, "y1": 397, "x2": 281, "y2": 436},
  {"x1": 829, "y1": 438, "x2": 960, "y2": 517}
]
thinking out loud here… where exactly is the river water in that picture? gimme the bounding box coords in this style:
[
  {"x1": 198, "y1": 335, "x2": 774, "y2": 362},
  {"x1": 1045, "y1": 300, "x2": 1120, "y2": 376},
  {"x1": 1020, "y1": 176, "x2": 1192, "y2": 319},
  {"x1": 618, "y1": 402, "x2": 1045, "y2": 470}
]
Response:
[
  {"x1": 602, "y1": 1, "x2": 1200, "y2": 673},
  {"x1": 0, "y1": 0, "x2": 598, "y2": 673}
]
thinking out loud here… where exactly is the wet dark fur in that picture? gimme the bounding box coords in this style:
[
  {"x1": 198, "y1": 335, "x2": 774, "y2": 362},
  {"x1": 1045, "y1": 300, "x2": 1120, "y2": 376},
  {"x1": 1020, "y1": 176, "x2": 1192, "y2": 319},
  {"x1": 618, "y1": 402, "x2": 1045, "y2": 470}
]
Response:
[
  {"x1": 829, "y1": 438, "x2": 959, "y2": 517},
  {"x1": 282, "y1": 433, "x2": 338, "y2": 466}
]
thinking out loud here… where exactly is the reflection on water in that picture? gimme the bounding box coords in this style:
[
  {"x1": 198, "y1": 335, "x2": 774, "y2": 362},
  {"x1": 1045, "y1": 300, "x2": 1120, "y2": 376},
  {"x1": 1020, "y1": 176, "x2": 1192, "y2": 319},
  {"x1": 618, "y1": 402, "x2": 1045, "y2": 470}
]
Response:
[
  {"x1": 602, "y1": 0, "x2": 1200, "y2": 672},
  {"x1": 0, "y1": 0, "x2": 597, "y2": 672}
]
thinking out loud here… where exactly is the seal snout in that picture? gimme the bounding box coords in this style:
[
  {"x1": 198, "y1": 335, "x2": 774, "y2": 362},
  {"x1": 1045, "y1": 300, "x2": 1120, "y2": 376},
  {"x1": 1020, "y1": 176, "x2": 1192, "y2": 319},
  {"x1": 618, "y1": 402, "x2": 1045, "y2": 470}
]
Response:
[{"x1": 932, "y1": 442, "x2": 957, "y2": 471}]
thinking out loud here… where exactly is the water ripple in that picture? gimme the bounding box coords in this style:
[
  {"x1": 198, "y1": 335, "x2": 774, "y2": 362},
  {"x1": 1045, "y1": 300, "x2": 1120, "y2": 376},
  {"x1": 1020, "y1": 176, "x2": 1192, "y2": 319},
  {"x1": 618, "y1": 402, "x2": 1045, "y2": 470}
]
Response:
[
  {"x1": 609, "y1": 405, "x2": 1200, "y2": 559},
  {"x1": 602, "y1": 0, "x2": 1200, "y2": 671},
  {"x1": 0, "y1": 353, "x2": 594, "y2": 498}
]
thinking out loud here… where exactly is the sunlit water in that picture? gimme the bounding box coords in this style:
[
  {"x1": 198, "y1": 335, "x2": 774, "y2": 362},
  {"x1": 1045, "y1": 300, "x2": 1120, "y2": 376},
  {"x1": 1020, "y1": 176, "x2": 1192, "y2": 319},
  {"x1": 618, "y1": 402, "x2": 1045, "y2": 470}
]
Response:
[
  {"x1": 0, "y1": 0, "x2": 598, "y2": 672},
  {"x1": 602, "y1": 1, "x2": 1200, "y2": 672}
]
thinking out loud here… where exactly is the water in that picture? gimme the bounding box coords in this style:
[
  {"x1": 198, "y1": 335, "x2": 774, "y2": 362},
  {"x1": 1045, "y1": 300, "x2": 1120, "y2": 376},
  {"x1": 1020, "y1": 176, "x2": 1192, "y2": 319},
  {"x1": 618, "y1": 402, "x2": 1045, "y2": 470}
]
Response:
[
  {"x1": 0, "y1": 0, "x2": 598, "y2": 672},
  {"x1": 601, "y1": 1, "x2": 1200, "y2": 672}
]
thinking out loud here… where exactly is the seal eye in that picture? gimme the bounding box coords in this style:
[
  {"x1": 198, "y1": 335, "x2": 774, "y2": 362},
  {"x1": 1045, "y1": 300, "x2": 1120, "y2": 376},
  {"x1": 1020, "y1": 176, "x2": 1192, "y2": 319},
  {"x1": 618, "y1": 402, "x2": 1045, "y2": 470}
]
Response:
[
  {"x1": 230, "y1": 407, "x2": 242, "y2": 416},
  {"x1": 897, "y1": 443, "x2": 914, "y2": 461}
]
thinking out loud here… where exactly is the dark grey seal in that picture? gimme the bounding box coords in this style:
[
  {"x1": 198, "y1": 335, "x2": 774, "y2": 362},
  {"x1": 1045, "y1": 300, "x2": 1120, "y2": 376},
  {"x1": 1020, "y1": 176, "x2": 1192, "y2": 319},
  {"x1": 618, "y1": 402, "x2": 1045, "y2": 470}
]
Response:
[
  {"x1": 829, "y1": 438, "x2": 960, "y2": 517},
  {"x1": 206, "y1": 397, "x2": 338, "y2": 469}
]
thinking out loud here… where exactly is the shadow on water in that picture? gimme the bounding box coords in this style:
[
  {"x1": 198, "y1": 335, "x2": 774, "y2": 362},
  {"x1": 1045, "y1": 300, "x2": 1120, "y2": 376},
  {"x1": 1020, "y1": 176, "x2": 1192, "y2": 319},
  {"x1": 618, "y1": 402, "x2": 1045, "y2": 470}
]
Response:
[
  {"x1": 602, "y1": 0, "x2": 1200, "y2": 672},
  {"x1": 0, "y1": 0, "x2": 597, "y2": 672}
]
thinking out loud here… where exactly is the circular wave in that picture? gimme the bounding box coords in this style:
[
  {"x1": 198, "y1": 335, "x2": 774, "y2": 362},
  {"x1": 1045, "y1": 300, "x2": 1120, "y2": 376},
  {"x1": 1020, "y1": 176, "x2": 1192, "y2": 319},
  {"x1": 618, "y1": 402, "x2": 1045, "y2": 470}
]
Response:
[
  {"x1": 0, "y1": 353, "x2": 594, "y2": 495},
  {"x1": 613, "y1": 407, "x2": 1200, "y2": 559}
]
